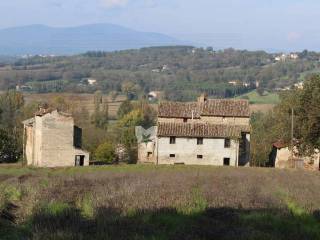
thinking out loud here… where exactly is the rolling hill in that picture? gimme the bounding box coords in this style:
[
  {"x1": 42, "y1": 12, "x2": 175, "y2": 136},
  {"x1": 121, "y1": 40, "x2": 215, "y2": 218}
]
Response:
[{"x1": 0, "y1": 24, "x2": 184, "y2": 55}]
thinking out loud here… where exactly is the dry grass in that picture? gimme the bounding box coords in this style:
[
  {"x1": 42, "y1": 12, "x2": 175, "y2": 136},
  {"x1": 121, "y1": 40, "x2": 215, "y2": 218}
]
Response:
[
  {"x1": 23, "y1": 93, "x2": 127, "y2": 118},
  {"x1": 250, "y1": 104, "x2": 275, "y2": 114},
  {"x1": 0, "y1": 165, "x2": 320, "y2": 239}
]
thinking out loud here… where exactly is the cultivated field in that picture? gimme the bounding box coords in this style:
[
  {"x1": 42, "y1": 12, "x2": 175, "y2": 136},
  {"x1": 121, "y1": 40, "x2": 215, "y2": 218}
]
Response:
[
  {"x1": 238, "y1": 90, "x2": 280, "y2": 105},
  {"x1": 1, "y1": 165, "x2": 320, "y2": 240},
  {"x1": 23, "y1": 93, "x2": 127, "y2": 119},
  {"x1": 249, "y1": 104, "x2": 275, "y2": 114}
]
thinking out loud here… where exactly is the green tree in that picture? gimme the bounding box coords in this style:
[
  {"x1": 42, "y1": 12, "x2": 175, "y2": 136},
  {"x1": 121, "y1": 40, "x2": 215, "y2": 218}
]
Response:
[
  {"x1": 117, "y1": 109, "x2": 144, "y2": 128},
  {"x1": 117, "y1": 100, "x2": 133, "y2": 119},
  {"x1": 51, "y1": 96, "x2": 70, "y2": 112},
  {"x1": 91, "y1": 91, "x2": 108, "y2": 129},
  {"x1": 94, "y1": 142, "x2": 115, "y2": 164},
  {"x1": 0, "y1": 129, "x2": 20, "y2": 163},
  {"x1": 250, "y1": 112, "x2": 277, "y2": 166},
  {"x1": 0, "y1": 91, "x2": 25, "y2": 163},
  {"x1": 92, "y1": 102, "x2": 108, "y2": 130},
  {"x1": 295, "y1": 75, "x2": 320, "y2": 151},
  {"x1": 0, "y1": 90, "x2": 24, "y2": 129}
]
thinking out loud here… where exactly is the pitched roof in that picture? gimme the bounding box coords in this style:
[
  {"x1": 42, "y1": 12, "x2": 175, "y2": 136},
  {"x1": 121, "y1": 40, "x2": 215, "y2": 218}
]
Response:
[
  {"x1": 23, "y1": 109, "x2": 72, "y2": 126},
  {"x1": 22, "y1": 117, "x2": 35, "y2": 126},
  {"x1": 158, "y1": 122, "x2": 250, "y2": 138},
  {"x1": 201, "y1": 99, "x2": 250, "y2": 117},
  {"x1": 158, "y1": 102, "x2": 201, "y2": 118},
  {"x1": 35, "y1": 108, "x2": 55, "y2": 116},
  {"x1": 158, "y1": 99, "x2": 250, "y2": 118},
  {"x1": 273, "y1": 140, "x2": 287, "y2": 149}
]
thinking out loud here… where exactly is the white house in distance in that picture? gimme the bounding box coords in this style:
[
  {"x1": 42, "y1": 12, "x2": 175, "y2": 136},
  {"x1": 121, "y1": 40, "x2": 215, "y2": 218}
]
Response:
[
  {"x1": 23, "y1": 108, "x2": 89, "y2": 167},
  {"x1": 136, "y1": 94, "x2": 251, "y2": 166},
  {"x1": 87, "y1": 78, "x2": 97, "y2": 85}
]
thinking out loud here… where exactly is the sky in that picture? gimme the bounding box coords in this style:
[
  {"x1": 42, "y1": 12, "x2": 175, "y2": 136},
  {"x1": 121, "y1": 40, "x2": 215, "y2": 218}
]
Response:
[{"x1": 0, "y1": 0, "x2": 320, "y2": 51}]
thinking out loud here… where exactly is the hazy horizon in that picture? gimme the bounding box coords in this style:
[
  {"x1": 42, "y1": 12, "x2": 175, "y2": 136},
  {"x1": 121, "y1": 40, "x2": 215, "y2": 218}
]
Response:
[{"x1": 0, "y1": 0, "x2": 320, "y2": 52}]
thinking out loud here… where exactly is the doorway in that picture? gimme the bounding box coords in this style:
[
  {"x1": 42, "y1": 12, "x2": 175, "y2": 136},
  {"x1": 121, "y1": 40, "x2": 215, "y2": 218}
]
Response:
[
  {"x1": 223, "y1": 158, "x2": 230, "y2": 166},
  {"x1": 75, "y1": 155, "x2": 85, "y2": 166}
]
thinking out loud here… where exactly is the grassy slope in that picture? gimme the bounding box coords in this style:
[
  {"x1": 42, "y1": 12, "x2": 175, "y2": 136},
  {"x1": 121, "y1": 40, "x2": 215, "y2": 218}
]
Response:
[
  {"x1": 299, "y1": 67, "x2": 320, "y2": 81},
  {"x1": 23, "y1": 93, "x2": 127, "y2": 118},
  {"x1": 1, "y1": 165, "x2": 320, "y2": 240},
  {"x1": 237, "y1": 90, "x2": 280, "y2": 104}
]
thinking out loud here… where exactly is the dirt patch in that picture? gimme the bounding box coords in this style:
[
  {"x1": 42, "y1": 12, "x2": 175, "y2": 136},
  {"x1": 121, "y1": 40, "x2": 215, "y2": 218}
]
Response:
[{"x1": 0, "y1": 175, "x2": 12, "y2": 183}]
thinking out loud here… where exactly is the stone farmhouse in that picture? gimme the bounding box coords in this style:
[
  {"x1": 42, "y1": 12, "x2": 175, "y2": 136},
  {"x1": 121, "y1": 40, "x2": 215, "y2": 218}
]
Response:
[
  {"x1": 136, "y1": 94, "x2": 251, "y2": 166},
  {"x1": 22, "y1": 108, "x2": 89, "y2": 167}
]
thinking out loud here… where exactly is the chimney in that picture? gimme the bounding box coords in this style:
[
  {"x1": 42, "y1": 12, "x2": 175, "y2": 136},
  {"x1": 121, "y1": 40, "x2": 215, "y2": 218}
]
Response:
[
  {"x1": 38, "y1": 103, "x2": 49, "y2": 112},
  {"x1": 198, "y1": 93, "x2": 208, "y2": 103}
]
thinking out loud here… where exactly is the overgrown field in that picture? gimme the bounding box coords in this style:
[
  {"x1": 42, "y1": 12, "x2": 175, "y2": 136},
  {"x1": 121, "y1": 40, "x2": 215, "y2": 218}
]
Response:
[
  {"x1": 237, "y1": 90, "x2": 280, "y2": 104},
  {"x1": 23, "y1": 93, "x2": 126, "y2": 119},
  {"x1": 1, "y1": 165, "x2": 320, "y2": 240}
]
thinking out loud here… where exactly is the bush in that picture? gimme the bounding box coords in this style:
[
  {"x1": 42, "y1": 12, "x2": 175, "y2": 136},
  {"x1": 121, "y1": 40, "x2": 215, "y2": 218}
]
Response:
[
  {"x1": 94, "y1": 142, "x2": 115, "y2": 164},
  {"x1": 0, "y1": 129, "x2": 21, "y2": 163}
]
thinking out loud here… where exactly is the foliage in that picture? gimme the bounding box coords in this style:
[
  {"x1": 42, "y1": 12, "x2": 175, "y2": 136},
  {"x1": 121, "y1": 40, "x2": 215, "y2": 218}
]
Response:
[
  {"x1": 0, "y1": 90, "x2": 24, "y2": 129},
  {"x1": 0, "y1": 91, "x2": 26, "y2": 163},
  {"x1": 117, "y1": 100, "x2": 134, "y2": 119},
  {"x1": 250, "y1": 112, "x2": 278, "y2": 166},
  {"x1": 117, "y1": 109, "x2": 144, "y2": 128},
  {"x1": 91, "y1": 103, "x2": 108, "y2": 130},
  {"x1": 0, "y1": 129, "x2": 21, "y2": 163},
  {"x1": 94, "y1": 142, "x2": 115, "y2": 164},
  {"x1": 2, "y1": 47, "x2": 319, "y2": 101},
  {"x1": 115, "y1": 101, "x2": 157, "y2": 163},
  {"x1": 76, "y1": 195, "x2": 94, "y2": 219},
  {"x1": 250, "y1": 74, "x2": 320, "y2": 165},
  {"x1": 91, "y1": 91, "x2": 108, "y2": 129},
  {"x1": 295, "y1": 75, "x2": 320, "y2": 150}
]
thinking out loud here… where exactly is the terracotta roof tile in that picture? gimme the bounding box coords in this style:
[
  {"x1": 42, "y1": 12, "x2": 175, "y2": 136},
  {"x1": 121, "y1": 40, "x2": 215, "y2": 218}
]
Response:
[
  {"x1": 35, "y1": 108, "x2": 55, "y2": 116},
  {"x1": 273, "y1": 140, "x2": 287, "y2": 149},
  {"x1": 158, "y1": 99, "x2": 250, "y2": 118},
  {"x1": 202, "y1": 99, "x2": 250, "y2": 117},
  {"x1": 158, "y1": 122, "x2": 250, "y2": 138},
  {"x1": 158, "y1": 102, "x2": 201, "y2": 118}
]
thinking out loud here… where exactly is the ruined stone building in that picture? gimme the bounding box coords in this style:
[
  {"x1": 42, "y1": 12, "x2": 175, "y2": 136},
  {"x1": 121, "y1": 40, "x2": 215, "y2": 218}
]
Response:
[
  {"x1": 23, "y1": 108, "x2": 89, "y2": 167},
  {"x1": 269, "y1": 140, "x2": 320, "y2": 171},
  {"x1": 136, "y1": 94, "x2": 251, "y2": 166}
]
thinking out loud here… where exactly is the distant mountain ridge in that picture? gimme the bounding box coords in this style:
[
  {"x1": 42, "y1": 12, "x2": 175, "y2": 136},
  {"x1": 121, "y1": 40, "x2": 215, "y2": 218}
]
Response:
[{"x1": 0, "y1": 24, "x2": 185, "y2": 55}]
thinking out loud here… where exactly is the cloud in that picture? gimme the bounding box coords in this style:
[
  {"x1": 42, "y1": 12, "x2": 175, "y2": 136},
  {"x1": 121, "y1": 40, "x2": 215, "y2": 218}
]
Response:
[{"x1": 101, "y1": 0, "x2": 129, "y2": 8}]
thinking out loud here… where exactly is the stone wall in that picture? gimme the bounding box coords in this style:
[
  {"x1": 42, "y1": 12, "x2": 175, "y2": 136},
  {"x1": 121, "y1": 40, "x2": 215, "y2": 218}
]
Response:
[
  {"x1": 24, "y1": 111, "x2": 89, "y2": 168},
  {"x1": 157, "y1": 137, "x2": 239, "y2": 166},
  {"x1": 137, "y1": 141, "x2": 157, "y2": 164},
  {"x1": 25, "y1": 126, "x2": 34, "y2": 166},
  {"x1": 39, "y1": 112, "x2": 74, "y2": 167}
]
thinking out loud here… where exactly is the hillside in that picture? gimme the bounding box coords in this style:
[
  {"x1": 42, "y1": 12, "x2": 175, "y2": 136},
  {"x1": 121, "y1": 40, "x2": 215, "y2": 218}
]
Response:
[
  {"x1": 0, "y1": 24, "x2": 184, "y2": 55},
  {"x1": 237, "y1": 90, "x2": 280, "y2": 104},
  {"x1": 23, "y1": 92, "x2": 127, "y2": 119},
  {"x1": 0, "y1": 165, "x2": 320, "y2": 240},
  {"x1": 2, "y1": 47, "x2": 320, "y2": 101}
]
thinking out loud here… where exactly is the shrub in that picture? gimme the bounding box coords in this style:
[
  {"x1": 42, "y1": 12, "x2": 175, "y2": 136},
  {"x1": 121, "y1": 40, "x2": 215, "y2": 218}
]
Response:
[
  {"x1": 76, "y1": 195, "x2": 94, "y2": 219},
  {"x1": 4, "y1": 186, "x2": 22, "y2": 202},
  {"x1": 94, "y1": 142, "x2": 115, "y2": 164},
  {"x1": 0, "y1": 129, "x2": 21, "y2": 163},
  {"x1": 43, "y1": 202, "x2": 70, "y2": 217}
]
